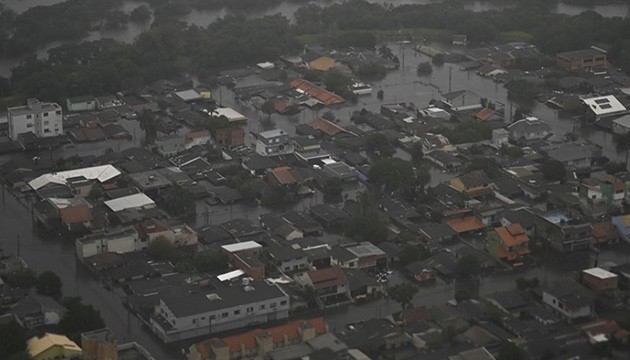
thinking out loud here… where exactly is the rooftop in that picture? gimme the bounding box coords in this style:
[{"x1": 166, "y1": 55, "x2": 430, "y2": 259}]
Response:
[
  {"x1": 583, "y1": 267, "x2": 618, "y2": 280},
  {"x1": 29, "y1": 164, "x2": 121, "y2": 190}
]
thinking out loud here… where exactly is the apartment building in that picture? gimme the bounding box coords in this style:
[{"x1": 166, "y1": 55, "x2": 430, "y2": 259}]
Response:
[{"x1": 8, "y1": 98, "x2": 63, "y2": 139}]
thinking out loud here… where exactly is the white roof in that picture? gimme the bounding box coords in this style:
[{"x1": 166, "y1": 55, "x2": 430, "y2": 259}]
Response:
[
  {"x1": 583, "y1": 267, "x2": 617, "y2": 280},
  {"x1": 221, "y1": 241, "x2": 262, "y2": 253},
  {"x1": 175, "y1": 89, "x2": 202, "y2": 102},
  {"x1": 212, "y1": 108, "x2": 247, "y2": 122},
  {"x1": 257, "y1": 62, "x2": 275, "y2": 69},
  {"x1": 321, "y1": 158, "x2": 337, "y2": 165},
  {"x1": 582, "y1": 95, "x2": 627, "y2": 116},
  {"x1": 217, "y1": 269, "x2": 245, "y2": 282},
  {"x1": 104, "y1": 193, "x2": 155, "y2": 212},
  {"x1": 29, "y1": 165, "x2": 121, "y2": 190}
]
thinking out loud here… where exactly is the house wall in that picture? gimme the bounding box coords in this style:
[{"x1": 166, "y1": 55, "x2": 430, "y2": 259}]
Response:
[
  {"x1": 67, "y1": 100, "x2": 96, "y2": 112},
  {"x1": 279, "y1": 257, "x2": 308, "y2": 273},
  {"x1": 9, "y1": 101, "x2": 63, "y2": 140},
  {"x1": 556, "y1": 53, "x2": 606, "y2": 71},
  {"x1": 542, "y1": 291, "x2": 592, "y2": 321},
  {"x1": 583, "y1": 273, "x2": 618, "y2": 291},
  {"x1": 611, "y1": 216, "x2": 630, "y2": 240},
  {"x1": 152, "y1": 293, "x2": 290, "y2": 343},
  {"x1": 32, "y1": 346, "x2": 82, "y2": 360}
]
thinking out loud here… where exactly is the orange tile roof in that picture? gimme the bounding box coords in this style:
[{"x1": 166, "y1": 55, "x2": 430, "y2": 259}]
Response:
[
  {"x1": 306, "y1": 118, "x2": 347, "y2": 137},
  {"x1": 474, "y1": 107, "x2": 496, "y2": 121},
  {"x1": 59, "y1": 205, "x2": 93, "y2": 224},
  {"x1": 186, "y1": 130, "x2": 210, "y2": 140},
  {"x1": 446, "y1": 216, "x2": 485, "y2": 234},
  {"x1": 290, "y1": 79, "x2": 344, "y2": 106},
  {"x1": 195, "y1": 317, "x2": 327, "y2": 357},
  {"x1": 494, "y1": 224, "x2": 529, "y2": 247},
  {"x1": 308, "y1": 266, "x2": 347, "y2": 290},
  {"x1": 592, "y1": 222, "x2": 619, "y2": 243},
  {"x1": 271, "y1": 167, "x2": 297, "y2": 185}
]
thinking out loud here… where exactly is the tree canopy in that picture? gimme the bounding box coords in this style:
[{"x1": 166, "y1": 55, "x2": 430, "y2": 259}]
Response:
[
  {"x1": 60, "y1": 297, "x2": 106, "y2": 342},
  {"x1": 387, "y1": 282, "x2": 419, "y2": 310},
  {"x1": 147, "y1": 236, "x2": 176, "y2": 261},
  {"x1": 36, "y1": 271, "x2": 63, "y2": 299},
  {"x1": 541, "y1": 159, "x2": 566, "y2": 182}
]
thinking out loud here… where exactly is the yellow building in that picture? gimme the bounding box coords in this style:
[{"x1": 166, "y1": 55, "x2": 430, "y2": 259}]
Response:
[{"x1": 28, "y1": 333, "x2": 82, "y2": 360}]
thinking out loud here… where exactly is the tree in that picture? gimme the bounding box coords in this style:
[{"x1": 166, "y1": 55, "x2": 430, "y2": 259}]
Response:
[
  {"x1": 138, "y1": 110, "x2": 158, "y2": 144},
  {"x1": 399, "y1": 244, "x2": 428, "y2": 265},
  {"x1": 345, "y1": 192, "x2": 388, "y2": 243},
  {"x1": 369, "y1": 158, "x2": 415, "y2": 192},
  {"x1": 261, "y1": 100, "x2": 275, "y2": 122},
  {"x1": 161, "y1": 185, "x2": 195, "y2": 216},
  {"x1": 60, "y1": 297, "x2": 105, "y2": 342},
  {"x1": 130, "y1": 5, "x2": 151, "y2": 23},
  {"x1": 193, "y1": 250, "x2": 228, "y2": 272},
  {"x1": 36, "y1": 271, "x2": 62, "y2": 299},
  {"x1": 377, "y1": 89, "x2": 384, "y2": 100},
  {"x1": 0, "y1": 321, "x2": 27, "y2": 360},
  {"x1": 366, "y1": 132, "x2": 395, "y2": 157},
  {"x1": 2, "y1": 268, "x2": 36, "y2": 288},
  {"x1": 497, "y1": 341, "x2": 523, "y2": 360},
  {"x1": 515, "y1": 277, "x2": 540, "y2": 291},
  {"x1": 88, "y1": 183, "x2": 103, "y2": 200},
  {"x1": 416, "y1": 61, "x2": 432, "y2": 76},
  {"x1": 540, "y1": 159, "x2": 566, "y2": 182},
  {"x1": 323, "y1": 178, "x2": 344, "y2": 201},
  {"x1": 410, "y1": 142, "x2": 424, "y2": 162},
  {"x1": 604, "y1": 161, "x2": 626, "y2": 174},
  {"x1": 456, "y1": 255, "x2": 481, "y2": 278},
  {"x1": 432, "y1": 53, "x2": 445, "y2": 65},
  {"x1": 378, "y1": 45, "x2": 394, "y2": 60},
  {"x1": 388, "y1": 282, "x2": 419, "y2": 309},
  {"x1": 147, "y1": 236, "x2": 176, "y2": 261}
]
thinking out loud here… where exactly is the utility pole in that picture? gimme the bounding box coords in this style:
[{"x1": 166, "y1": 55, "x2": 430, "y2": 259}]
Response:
[
  {"x1": 16, "y1": 234, "x2": 20, "y2": 257},
  {"x1": 448, "y1": 66, "x2": 452, "y2": 93}
]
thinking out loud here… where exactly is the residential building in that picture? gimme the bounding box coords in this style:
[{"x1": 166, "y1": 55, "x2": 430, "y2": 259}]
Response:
[
  {"x1": 485, "y1": 290, "x2": 529, "y2": 317},
  {"x1": 556, "y1": 47, "x2": 607, "y2": 71},
  {"x1": 446, "y1": 215, "x2": 486, "y2": 235},
  {"x1": 254, "y1": 129, "x2": 294, "y2": 156},
  {"x1": 189, "y1": 317, "x2": 327, "y2": 360},
  {"x1": 449, "y1": 170, "x2": 494, "y2": 198},
  {"x1": 290, "y1": 79, "x2": 345, "y2": 106},
  {"x1": 296, "y1": 267, "x2": 351, "y2": 308},
  {"x1": 507, "y1": 117, "x2": 551, "y2": 144},
  {"x1": 28, "y1": 165, "x2": 121, "y2": 193},
  {"x1": 542, "y1": 285, "x2": 594, "y2": 322},
  {"x1": 582, "y1": 95, "x2": 628, "y2": 122},
  {"x1": 150, "y1": 280, "x2": 290, "y2": 343},
  {"x1": 213, "y1": 127, "x2": 245, "y2": 147},
  {"x1": 11, "y1": 294, "x2": 66, "y2": 329},
  {"x1": 449, "y1": 347, "x2": 496, "y2": 360},
  {"x1": 213, "y1": 108, "x2": 247, "y2": 123},
  {"x1": 81, "y1": 328, "x2": 118, "y2": 360},
  {"x1": 452, "y1": 34, "x2": 467, "y2": 47},
  {"x1": 75, "y1": 227, "x2": 141, "y2": 261},
  {"x1": 8, "y1": 98, "x2": 63, "y2": 140},
  {"x1": 266, "y1": 244, "x2": 308, "y2": 273},
  {"x1": 134, "y1": 219, "x2": 198, "y2": 247},
  {"x1": 542, "y1": 142, "x2": 602, "y2": 170},
  {"x1": 66, "y1": 95, "x2": 96, "y2": 112},
  {"x1": 331, "y1": 242, "x2": 388, "y2": 270},
  {"x1": 592, "y1": 221, "x2": 620, "y2": 246},
  {"x1": 419, "y1": 133, "x2": 455, "y2": 155},
  {"x1": 582, "y1": 267, "x2": 618, "y2": 291},
  {"x1": 487, "y1": 224, "x2": 530, "y2": 265},
  {"x1": 491, "y1": 128, "x2": 509, "y2": 147},
  {"x1": 541, "y1": 218, "x2": 593, "y2": 253},
  {"x1": 27, "y1": 333, "x2": 82, "y2": 360},
  {"x1": 612, "y1": 214, "x2": 630, "y2": 241}
]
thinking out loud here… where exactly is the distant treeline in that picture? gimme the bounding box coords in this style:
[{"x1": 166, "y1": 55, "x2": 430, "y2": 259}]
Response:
[{"x1": 2, "y1": 0, "x2": 630, "y2": 107}]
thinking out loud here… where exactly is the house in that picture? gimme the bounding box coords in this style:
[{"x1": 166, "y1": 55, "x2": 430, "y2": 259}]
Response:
[
  {"x1": 449, "y1": 347, "x2": 496, "y2": 360},
  {"x1": 296, "y1": 267, "x2": 351, "y2": 308},
  {"x1": 582, "y1": 95, "x2": 628, "y2": 122},
  {"x1": 185, "y1": 130, "x2": 212, "y2": 149},
  {"x1": 213, "y1": 108, "x2": 248, "y2": 123},
  {"x1": 485, "y1": 290, "x2": 529, "y2": 317},
  {"x1": 306, "y1": 118, "x2": 350, "y2": 138},
  {"x1": 75, "y1": 227, "x2": 141, "y2": 261},
  {"x1": 417, "y1": 223, "x2": 458, "y2": 247},
  {"x1": 290, "y1": 79, "x2": 345, "y2": 106},
  {"x1": 500, "y1": 208, "x2": 537, "y2": 237},
  {"x1": 104, "y1": 193, "x2": 157, "y2": 223},
  {"x1": 446, "y1": 215, "x2": 486, "y2": 235},
  {"x1": 556, "y1": 47, "x2": 607, "y2": 71},
  {"x1": 282, "y1": 211, "x2": 324, "y2": 236},
  {"x1": 27, "y1": 333, "x2": 82, "y2": 360},
  {"x1": 254, "y1": 129, "x2": 294, "y2": 156},
  {"x1": 542, "y1": 285, "x2": 593, "y2": 322},
  {"x1": 321, "y1": 160, "x2": 358, "y2": 182},
  {"x1": 8, "y1": 98, "x2": 63, "y2": 140},
  {"x1": 612, "y1": 214, "x2": 630, "y2": 241},
  {"x1": 507, "y1": 117, "x2": 551, "y2": 144},
  {"x1": 331, "y1": 242, "x2": 389, "y2": 270},
  {"x1": 150, "y1": 280, "x2": 290, "y2": 343},
  {"x1": 66, "y1": 95, "x2": 95, "y2": 112},
  {"x1": 28, "y1": 164, "x2": 121, "y2": 193},
  {"x1": 11, "y1": 294, "x2": 66, "y2": 329},
  {"x1": 175, "y1": 89, "x2": 203, "y2": 103},
  {"x1": 267, "y1": 166, "x2": 300, "y2": 188},
  {"x1": 582, "y1": 267, "x2": 618, "y2": 291},
  {"x1": 542, "y1": 142, "x2": 602, "y2": 170},
  {"x1": 343, "y1": 268, "x2": 383, "y2": 301},
  {"x1": 213, "y1": 127, "x2": 244, "y2": 148},
  {"x1": 452, "y1": 34, "x2": 467, "y2": 46},
  {"x1": 189, "y1": 317, "x2": 327, "y2": 360},
  {"x1": 592, "y1": 221, "x2": 620, "y2": 246},
  {"x1": 491, "y1": 128, "x2": 509, "y2": 147},
  {"x1": 309, "y1": 204, "x2": 349, "y2": 229},
  {"x1": 95, "y1": 95, "x2": 122, "y2": 110},
  {"x1": 59, "y1": 201, "x2": 94, "y2": 232},
  {"x1": 449, "y1": 170, "x2": 494, "y2": 198},
  {"x1": 612, "y1": 114, "x2": 630, "y2": 135},
  {"x1": 425, "y1": 151, "x2": 462, "y2": 170},
  {"x1": 134, "y1": 219, "x2": 197, "y2": 246},
  {"x1": 487, "y1": 224, "x2": 530, "y2": 265},
  {"x1": 259, "y1": 213, "x2": 303, "y2": 241},
  {"x1": 305, "y1": 56, "x2": 338, "y2": 72},
  {"x1": 476, "y1": 64, "x2": 507, "y2": 78},
  {"x1": 405, "y1": 261, "x2": 437, "y2": 284},
  {"x1": 266, "y1": 244, "x2": 308, "y2": 273},
  {"x1": 441, "y1": 90, "x2": 484, "y2": 112},
  {"x1": 419, "y1": 133, "x2": 454, "y2": 155},
  {"x1": 538, "y1": 213, "x2": 593, "y2": 253}
]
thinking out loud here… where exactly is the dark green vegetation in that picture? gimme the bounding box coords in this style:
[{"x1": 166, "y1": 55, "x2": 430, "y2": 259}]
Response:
[{"x1": 3, "y1": 0, "x2": 630, "y2": 108}]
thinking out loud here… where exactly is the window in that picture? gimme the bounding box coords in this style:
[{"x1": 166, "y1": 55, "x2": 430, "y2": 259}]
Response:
[
  {"x1": 247, "y1": 307, "x2": 254, "y2": 314},
  {"x1": 43, "y1": 112, "x2": 49, "y2": 117},
  {"x1": 43, "y1": 121, "x2": 49, "y2": 125},
  {"x1": 26, "y1": 115, "x2": 32, "y2": 119},
  {"x1": 193, "y1": 319, "x2": 197, "y2": 324},
  {"x1": 280, "y1": 300, "x2": 287, "y2": 306},
  {"x1": 210, "y1": 315, "x2": 216, "y2": 320},
  {"x1": 260, "y1": 304, "x2": 266, "y2": 310},
  {"x1": 222, "y1": 312, "x2": 228, "y2": 318},
  {"x1": 234, "y1": 310, "x2": 241, "y2": 315},
  {"x1": 44, "y1": 129, "x2": 50, "y2": 133},
  {"x1": 270, "y1": 302, "x2": 277, "y2": 308},
  {"x1": 55, "y1": 110, "x2": 61, "y2": 115},
  {"x1": 26, "y1": 123, "x2": 33, "y2": 128}
]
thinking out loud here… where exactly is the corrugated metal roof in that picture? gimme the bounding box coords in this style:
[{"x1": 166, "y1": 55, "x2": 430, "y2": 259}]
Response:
[
  {"x1": 104, "y1": 193, "x2": 155, "y2": 212},
  {"x1": 29, "y1": 165, "x2": 121, "y2": 190}
]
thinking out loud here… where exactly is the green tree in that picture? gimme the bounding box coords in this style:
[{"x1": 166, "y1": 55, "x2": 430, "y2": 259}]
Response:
[
  {"x1": 161, "y1": 185, "x2": 195, "y2": 216},
  {"x1": 88, "y1": 183, "x2": 103, "y2": 200},
  {"x1": 345, "y1": 192, "x2": 388, "y2": 243},
  {"x1": 322, "y1": 178, "x2": 344, "y2": 201},
  {"x1": 540, "y1": 159, "x2": 566, "y2": 182},
  {"x1": 0, "y1": 321, "x2": 27, "y2": 360},
  {"x1": 261, "y1": 100, "x2": 275, "y2": 122},
  {"x1": 377, "y1": 89, "x2": 384, "y2": 100},
  {"x1": 410, "y1": 142, "x2": 424, "y2": 162},
  {"x1": 147, "y1": 236, "x2": 176, "y2": 261},
  {"x1": 416, "y1": 61, "x2": 432, "y2": 76},
  {"x1": 138, "y1": 110, "x2": 158, "y2": 144},
  {"x1": 399, "y1": 244, "x2": 428, "y2": 265},
  {"x1": 366, "y1": 132, "x2": 395, "y2": 157},
  {"x1": 60, "y1": 297, "x2": 106, "y2": 342},
  {"x1": 497, "y1": 341, "x2": 523, "y2": 360},
  {"x1": 456, "y1": 255, "x2": 481, "y2": 278},
  {"x1": 193, "y1": 250, "x2": 228, "y2": 272},
  {"x1": 36, "y1": 271, "x2": 63, "y2": 299},
  {"x1": 387, "y1": 282, "x2": 419, "y2": 309},
  {"x1": 2, "y1": 268, "x2": 36, "y2": 288},
  {"x1": 369, "y1": 158, "x2": 415, "y2": 192}
]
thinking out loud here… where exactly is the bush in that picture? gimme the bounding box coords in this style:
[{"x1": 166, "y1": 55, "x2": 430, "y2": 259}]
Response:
[{"x1": 416, "y1": 62, "x2": 432, "y2": 76}]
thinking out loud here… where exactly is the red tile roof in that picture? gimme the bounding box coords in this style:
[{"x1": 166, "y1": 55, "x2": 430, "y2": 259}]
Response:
[
  {"x1": 306, "y1": 118, "x2": 347, "y2": 137},
  {"x1": 186, "y1": 130, "x2": 210, "y2": 140},
  {"x1": 446, "y1": 216, "x2": 485, "y2": 234},
  {"x1": 59, "y1": 205, "x2": 93, "y2": 224},
  {"x1": 494, "y1": 224, "x2": 529, "y2": 247},
  {"x1": 308, "y1": 266, "x2": 347, "y2": 290},
  {"x1": 474, "y1": 107, "x2": 496, "y2": 121},
  {"x1": 195, "y1": 317, "x2": 327, "y2": 357},
  {"x1": 290, "y1": 79, "x2": 344, "y2": 106},
  {"x1": 271, "y1": 167, "x2": 297, "y2": 185}
]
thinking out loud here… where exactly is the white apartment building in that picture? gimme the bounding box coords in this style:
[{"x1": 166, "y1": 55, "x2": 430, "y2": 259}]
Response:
[
  {"x1": 150, "y1": 279, "x2": 290, "y2": 343},
  {"x1": 8, "y1": 98, "x2": 63, "y2": 139},
  {"x1": 75, "y1": 228, "x2": 143, "y2": 261}
]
